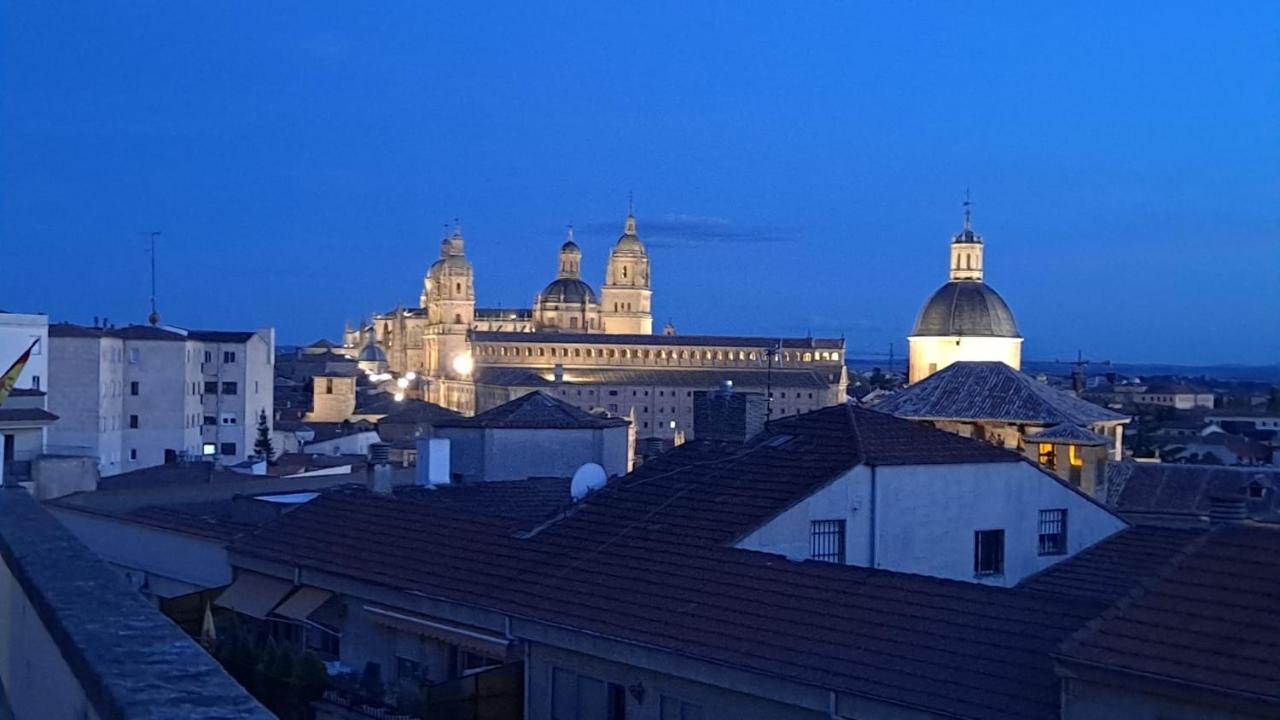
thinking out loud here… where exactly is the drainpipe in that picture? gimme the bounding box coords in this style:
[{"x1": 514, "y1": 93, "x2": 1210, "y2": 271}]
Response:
[{"x1": 869, "y1": 465, "x2": 878, "y2": 569}]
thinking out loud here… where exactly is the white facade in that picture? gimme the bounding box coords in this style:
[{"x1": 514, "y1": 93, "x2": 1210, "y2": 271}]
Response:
[
  {"x1": 435, "y1": 425, "x2": 631, "y2": 482},
  {"x1": 47, "y1": 325, "x2": 274, "y2": 476},
  {"x1": 907, "y1": 335, "x2": 1023, "y2": 383},
  {"x1": 736, "y1": 460, "x2": 1126, "y2": 586},
  {"x1": 0, "y1": 312, "x2": 48, "y2": 393}
]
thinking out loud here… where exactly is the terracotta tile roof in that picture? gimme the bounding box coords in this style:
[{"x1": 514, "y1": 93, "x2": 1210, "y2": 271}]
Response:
[
  {"x1": 1056, "y1": 524, "x2": 1280, "y2": 706},
  {"x1": 436, "y1": 391, "x2": 629, "y2": 429},
  {"x1": 875, "y1": 361, "x2": 1128, "y2": 426},
  {"x1": 1019, "y1": 525, "x2": 1208, "y2": 604}
]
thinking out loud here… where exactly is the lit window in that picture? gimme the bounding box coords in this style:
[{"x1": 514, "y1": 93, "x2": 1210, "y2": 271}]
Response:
[{"x1": 1038, "y1": 443, "x2": 1056, "y2": 467}]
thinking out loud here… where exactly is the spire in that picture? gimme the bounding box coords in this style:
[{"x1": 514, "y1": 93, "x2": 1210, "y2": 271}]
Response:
[
  {"x1": 449, "y1": 217, "x2": 464, "y2": 254},
  {"x1": 624, "y1": 194, "x2": 637, "y2": 235},
  {"x1": 962, "y1": 187, "x2": 972, "y2": 231},
  {"x1": 565, "y1": 225, "x2": 575, "y2": 246}
]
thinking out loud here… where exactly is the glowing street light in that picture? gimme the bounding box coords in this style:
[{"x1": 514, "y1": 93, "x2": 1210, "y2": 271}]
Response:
[{"x1": 451, "y1": 353, "x2": 474, "y2": 377}]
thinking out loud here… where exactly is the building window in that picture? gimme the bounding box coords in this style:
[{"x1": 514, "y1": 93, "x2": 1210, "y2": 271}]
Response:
[
  {"x1": 1038, "y1": 510, "x2": 1067, "y2": 556},
  {"x1": 220, "y1": 413, "x2": 238, "y2": 425},
  {"x1": 129, "y1": 449, "x2": 137, "y2": 460},
  {"x1": 203, "y1": 415, "x2": 216, "y2": 426},
  {"x1": 128, "y1": 348, "x2": 140, "y2": 364},
  {"x1": 1037, "y1": 443, "x2": 1056, "y2": 468},
  {"x1": 204, "y1": 381, "x2": 218, "y2": 395},
  {"x1": 220, "y1": 442, "x2": 237, "y2": 456},
  {"x1": 130, "y1": 381, "x2": 140, "y2": 396},
  {"x1": 974, "y1": 529, "x2": 1005, "y2": 576},
  {"x1": 129, "y1": 414, "x2": 139, "y2": 429},
  {"x1": 204, "y1": 350, "x2": 212, "y2": 363},
  {"x1": 809, "y1": 520, "x2": 845, "y2": 563},
  {"x1": 396, "y1": 657, "x2": 422, "y2": 682},
  {"x1": 223, "y1": 350, "x2": 236, "y2": 363},
  {"x1": 202, "y1": 443, "x2": 216, "y2": 456},
  {"x1": 222, "y1": 382, "x2": 238, "y2": 395},
  {"x1": 325, "y1": 378, "x2": 334, "y2": 394},
  {"x1": 31, "y1": 375, "x2": 39, "y2": 391}
]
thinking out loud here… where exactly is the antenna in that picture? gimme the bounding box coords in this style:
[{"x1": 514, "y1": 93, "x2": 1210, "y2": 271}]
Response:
[
  {"x1": 570, "y1": 463, "x2": 608, "y2": 501},
  {"x1": 148, "y1": 231, "x2": 161, "y2": 326}
]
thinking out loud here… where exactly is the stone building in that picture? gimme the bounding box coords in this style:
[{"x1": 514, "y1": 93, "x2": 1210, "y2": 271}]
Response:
[
  {"x1": 908, "y1": 203, "x2": 1023, "y2": 384},
  {"x1": 343, "y1": 211, "x2": 847, "y2": 441}
]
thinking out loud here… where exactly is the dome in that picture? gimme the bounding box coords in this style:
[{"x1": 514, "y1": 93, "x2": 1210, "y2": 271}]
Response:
[
  {"x1": 358, "y1": 341, "x2": 387, "y2": 362},
  {"x1": 427, "y1": 253, "x2": 472, "y2": 278},
  {"x1": 912, "y1": 281, "x2": 1020, "y2": 338},
  {"x1": 540, "y1": 277, "x2": 598, "y2": 305},
  {"x1": 614, "y1": 214, "x2": 646, "y2": 254},
  {"x1": 561, "y1": 239, "x2": 580, "y2": 252}
]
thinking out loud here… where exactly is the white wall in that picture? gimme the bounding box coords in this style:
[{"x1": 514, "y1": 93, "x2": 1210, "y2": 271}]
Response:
[
  {"x1": 736, "y1": 461, "x2": 1126, "y2": 586},
  {"x1": 908, "y1": 335, "x2": 1022, "y2": 384},
  {"x1": 303, "y1": 430, "x2": 381, "y2": 457},
  {"x1": 0, "y1": 312, "x2": 48, "y2": 392},
  {"x1": 437, "y1": 425, "x2": 630, "y2": 482}
]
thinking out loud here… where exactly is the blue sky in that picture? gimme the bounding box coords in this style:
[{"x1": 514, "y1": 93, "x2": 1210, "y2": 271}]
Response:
[{"x1": 2, "y1": 2, "x2": 1277, "y2": 364}]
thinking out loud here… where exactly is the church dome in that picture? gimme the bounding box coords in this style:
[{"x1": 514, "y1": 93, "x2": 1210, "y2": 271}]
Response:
[
  {"x1": 614, "y1": 213, "x2": 646, "y2": 254},
  {"x1": 561, "y1": 239, "x2": 580, "y2": 252},
  {"x1": 540, "y1": 277, "x2": 598, "y2": 305},
  {"x1": 912, "y1": 281, "x2": 1020, "y2": 338}
]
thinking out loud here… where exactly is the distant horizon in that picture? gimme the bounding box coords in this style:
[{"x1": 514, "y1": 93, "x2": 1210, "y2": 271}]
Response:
[{"x1": 3, "y1": 3, "x2": 1277, "y2": 364}]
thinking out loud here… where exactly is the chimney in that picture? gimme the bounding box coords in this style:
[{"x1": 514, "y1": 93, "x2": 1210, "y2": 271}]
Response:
[
  {"x1": 1208, "y1": 494, "x2": 1248, "y2": 524},
  {"x1": 415, "y1": 437, "x2": 451, "y2": 486},
  {"x1": 367, "y1": 462, "x2": 393, "y2": 495},
  {"x1": 553, "y1": 364, "x2": 564, "y2": 383},
  {"x1": 693, "y1": 381, "x2": 769, "y2": 444}
]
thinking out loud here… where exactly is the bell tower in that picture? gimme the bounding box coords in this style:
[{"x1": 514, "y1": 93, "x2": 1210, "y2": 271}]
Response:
[{"x1": 600, "y1": 203, "x2": 653, "y2": 335}]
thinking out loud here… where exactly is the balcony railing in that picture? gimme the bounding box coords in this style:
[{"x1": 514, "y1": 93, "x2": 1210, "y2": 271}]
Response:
[{"x1": 0, "y1": 487, "x2": 273, "y2": 719}]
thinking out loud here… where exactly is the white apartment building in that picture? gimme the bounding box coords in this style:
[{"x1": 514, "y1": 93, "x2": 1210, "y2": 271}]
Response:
[
  {"x1": 47, "y1": 323, "x2": 273, "y2": 476},
  {"x1": 0, "y1": 312, "x2": 53, "y2": 486}
]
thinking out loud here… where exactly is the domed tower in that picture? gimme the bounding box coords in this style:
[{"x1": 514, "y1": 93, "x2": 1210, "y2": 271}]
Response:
[
  {"x1": 600, "y1": 206, "x2": 653, "y2": 335},
  {"x1": 356, "y1": 336, "x2": 389, "y2": 374},
  {"x1": 536, "y1": 228, "x2": 601, "y2": 332},
  {"x1": 908, "y1": 200, "x2": 1022, "y2": 383},
  {"x1": 421, "y1": 224, "x2": 476, "y2": 378}
]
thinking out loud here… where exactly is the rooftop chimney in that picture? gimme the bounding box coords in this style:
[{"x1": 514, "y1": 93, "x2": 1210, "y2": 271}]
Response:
[{"x1": 693, "y1": 382, "x2": 768, "y2": 444}]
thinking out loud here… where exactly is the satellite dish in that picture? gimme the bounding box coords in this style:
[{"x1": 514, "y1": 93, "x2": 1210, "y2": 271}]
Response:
[{"x1": 570, "y1": 463, "x2": 608, "y2": 502}]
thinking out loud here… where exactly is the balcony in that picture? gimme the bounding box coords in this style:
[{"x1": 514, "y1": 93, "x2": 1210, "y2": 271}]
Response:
[{"x1": 0, "y1": 487, "x2": 273, "y2": 719}]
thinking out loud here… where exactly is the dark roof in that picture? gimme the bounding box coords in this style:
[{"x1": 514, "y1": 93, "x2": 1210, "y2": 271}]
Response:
[
  {"x1": 473, "y1": 331, "x2": 844, "y2": 350},
  {"x1": 474, "y1": 366, "x2": 835, "y2": 390},
  {"x1": 912, "y1": 281, "x2": 1020, "y2": 338},
  {"x1": 306, "y1": 338, "x2": 336, "y2": 348},
  {"x1": 1022, "y1": 423, "x2": 1111, "y2": 446},
  {"x1": 393, "y1": 477, "x2": 571, "y2": 531},
  {"x1": 8, "y1": 387, "x2": 46, "y2": 397},
  {"x1": 234, "y1": 480, "x2": 1094, "y2": 720},
  {"x1": 1105, "y1": 462, "x2": 1280, "y2": 524},
  {"x1": 96, "y1": 462, "x2": 220, "y2": 491},
  {"x1": 376, "y1": 400, "x2": 463, "y2": 426},
  {"x1": 187, "y1": 330, "x2": 258, "y2": 343},
  {"x1": 875, "y1": 362, "x2": 1128, "y2": 426},
  {"x1": 0, "y1": 408, "x2": 59, "y2": 424},
  {"x1": 436, "y1": 391, "x2": 629, "y2": 429},
  {"x1": 1056, "y1": 524, "x2": 1280, "y2": 706},
  {"x1": 1019, "y1": 525, "x2": 1208, "y2": 604}
]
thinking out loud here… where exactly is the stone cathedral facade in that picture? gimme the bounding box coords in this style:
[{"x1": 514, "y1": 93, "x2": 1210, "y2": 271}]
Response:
[{"x1": 345, "y1": 211, "x2": 846, "y2": 441}]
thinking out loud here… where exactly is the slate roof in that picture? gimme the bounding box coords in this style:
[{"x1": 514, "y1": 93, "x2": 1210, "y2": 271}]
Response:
[
  {"x1": 1056, "y1": 524, "x2": 1280, "y2": 706},
  {"x1": 1105, "y1": 461, "x2": 1280, "y2": 524},
  {"x1": 436, "y1": 391, "x2": 629, "y2": 429},
  {"x1": 473, "y1": 331, "x2": 844, "y2": 350},
  {"x1": 474, "y1": 366, "x2": 834, "y2": 390},
  {"x1": 912, "y1": 281, "x2": 1021, "y2": 338},
  {"x1": 1022, "y1": 423, "x2": 1111, "y2": 446},
  {"x1": 875, "y1": 362, "x2": 1128, "y2": 426},
  {"x1": 376, "y1": 401, "x2": 463, "y2": 426}
]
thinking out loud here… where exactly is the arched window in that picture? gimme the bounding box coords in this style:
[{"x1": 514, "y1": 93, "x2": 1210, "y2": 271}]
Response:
[
  {"x1": 803, "y1": 353, "x2": 812, "y2": 362},
  {"x1": 622, "y1": 266, "x2": 628, "y2": 279}
]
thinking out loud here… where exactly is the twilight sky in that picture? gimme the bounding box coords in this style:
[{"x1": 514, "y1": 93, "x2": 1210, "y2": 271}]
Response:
[{"x1": 2, "y1": 2, "x2": 1277, "y2": 365}]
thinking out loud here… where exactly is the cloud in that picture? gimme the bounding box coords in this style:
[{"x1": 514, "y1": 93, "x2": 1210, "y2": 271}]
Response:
[{"x1": 581, "y1": 214, "x2": 800, "y2": 248}]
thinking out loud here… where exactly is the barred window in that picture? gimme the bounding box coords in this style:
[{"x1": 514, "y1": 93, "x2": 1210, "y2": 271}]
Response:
[
  {"x1": 810, "y1": 520, "x2": 846, "y2": 563},
  {"x1": 1038, "y1": 509, "x2": 1067, "y2": 556},
  {"x1": 974, "y1": 529, "x2": 1004, "y2": 575}
]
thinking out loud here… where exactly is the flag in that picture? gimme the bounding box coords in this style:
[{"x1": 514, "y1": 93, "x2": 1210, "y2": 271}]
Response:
[{"x1": 0, "y1": 339, "x2": 37, "y2": 407}]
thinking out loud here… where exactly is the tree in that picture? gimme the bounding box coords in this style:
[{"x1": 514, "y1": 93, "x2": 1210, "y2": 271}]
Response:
[{"x1": 254, "y1": 409, "x2": 275, "y2": 462}]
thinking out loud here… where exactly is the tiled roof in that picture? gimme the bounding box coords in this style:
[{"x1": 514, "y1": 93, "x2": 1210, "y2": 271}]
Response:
[
  {"x1": 436, "y1": 391, "x2": 629, "y2": 429},
  {"x1": 1019, "y1": 525, "x2": 1208, "y2": 604},
  {"x1": 1056, "y1": 524, "x2": 1280, "y2": 706},
  {"x1": 96, "y1": 462, "x2": 220, "y2": 491},
  {"x1": 234, "y1": 484, "x2": 1094, "y2": 720},
  {"x1": 1105, "y1": 461, "x2": 1280, "y2": 523},
  {"x1": 393, "y1": 477, "x2": 570, "y2": 531},
  {"x1": 473, "y1": 331, "x2": 844, "y2": 350},
  {"x1": 1022, "y1": 423, "x2": 1111, "y2": 446},
  {"x1": 0, "y1": 408, "x2": 59, "y2": 424},
  {"x1": 474, "y1": 366, "x2": 835, "y2": 390},
  {"x1": 376, "y1": 401, "x2": 463, "y2": 426},
  {"x1": 875, "y1": 362, "x2": 1128, "y2": 426}
]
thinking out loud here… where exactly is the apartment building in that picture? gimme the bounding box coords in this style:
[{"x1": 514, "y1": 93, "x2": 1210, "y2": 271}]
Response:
[{"x1": 47, "y1": 323, "x2": 273, "y2": 476}]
